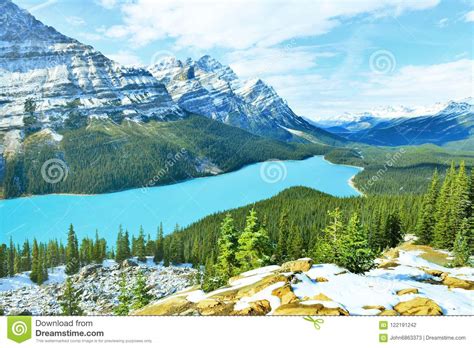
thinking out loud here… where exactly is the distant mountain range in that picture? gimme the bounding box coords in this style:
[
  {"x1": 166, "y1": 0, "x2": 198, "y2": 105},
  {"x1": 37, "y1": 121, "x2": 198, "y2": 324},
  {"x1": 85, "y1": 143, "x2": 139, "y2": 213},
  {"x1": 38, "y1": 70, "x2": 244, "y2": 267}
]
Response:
[{"x1": 312, "y1": 99, "x2": 473, "y2": 147}]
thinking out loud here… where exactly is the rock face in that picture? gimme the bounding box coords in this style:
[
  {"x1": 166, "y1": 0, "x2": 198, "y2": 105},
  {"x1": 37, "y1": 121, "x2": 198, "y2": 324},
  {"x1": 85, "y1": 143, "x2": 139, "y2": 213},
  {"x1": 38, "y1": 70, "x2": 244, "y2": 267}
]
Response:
[
  {"x1": 149, "y1": 56, "x2": 342, "y2": 143},
  {"x1": 441, "y1": 275, "x2": 474, "y2": 290},
  {"x1": 272, "y1": 303, "x2": 349, "y2": 316},
  {"x1": 396, "y1": 288, "x2": 419, "y2": 296},
  {"x1": 0, "y1": 261, "x2": 196, "y2": 315},
  {"x1": 394, "y1": 298, "x2": 443, "y2": 316}
]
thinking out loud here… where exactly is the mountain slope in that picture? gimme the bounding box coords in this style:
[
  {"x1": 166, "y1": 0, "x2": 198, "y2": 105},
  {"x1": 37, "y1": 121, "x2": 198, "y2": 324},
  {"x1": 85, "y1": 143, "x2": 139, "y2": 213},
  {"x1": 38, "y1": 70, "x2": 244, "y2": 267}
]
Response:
[
  {"x1": 149, "y1": 56, "x2": 345, "y2": 145},
  {"x1": 0, "y1": 0, "x2": 182, "y2": 153},
  {"x1": 3, "y1": 115, "x2": 326, "y2": 198}
]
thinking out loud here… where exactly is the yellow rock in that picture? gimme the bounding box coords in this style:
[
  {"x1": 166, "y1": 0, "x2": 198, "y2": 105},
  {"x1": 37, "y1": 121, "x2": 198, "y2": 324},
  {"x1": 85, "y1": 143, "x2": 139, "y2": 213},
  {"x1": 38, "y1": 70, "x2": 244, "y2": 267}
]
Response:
[
  {"x1": 315, "y1": 277, "x2": 329, "y2": 282},
  {"x1": 133, "y1": 296, "x2": 193, "y2": 315},
  {"x1": 281, "y1": 258, "x2": 313, "y2": 272},
  {"x1": 378, "y1": 260, "x2": 400, "y2": 269},
  {"x1": 441, "y1": 276, "x2": 474, "y2": 290},
  {"x1": 271, "y1": 284, "x2": 298, "y2": 305},
  {"x1": 423, "y1": 268, "x2": 445, "y2": 277},
  {"x1": 396, "y1": 288, "x2": 419, "y2": 296},
  {"x1": 394, "y1": 297, "x2": 443, "y2": 316},
  {"x1": 363, "y1": 305, "x2": 385, "y2": 311},
  {"x1": 232, "y1": 300, "x2": 272, "y2": 316},
  {"x1": 312, "y1": 293, "x2": 333, "y2": 301},
  {"x1": 379, "y1": 309, "x2": 399, "y2": 316},
  {"x1": 273, "y1": 303, "x2": 349, "y2": 316}
]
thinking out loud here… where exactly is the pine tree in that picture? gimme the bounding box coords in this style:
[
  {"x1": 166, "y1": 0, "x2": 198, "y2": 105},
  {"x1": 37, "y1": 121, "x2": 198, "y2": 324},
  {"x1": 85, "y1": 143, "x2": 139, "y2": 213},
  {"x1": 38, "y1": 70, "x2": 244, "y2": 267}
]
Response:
[
  {"x1": 114, "y1": 274, "x2": 132, "y2": 315},
  {"x1": 131, "y1": 271, "x2": 152, "y2": 310},
  {"x1": 115, "y1": 226, "x2": 125, "y2": 262},
  {"x1": 275, "y1": 209, "x2": 289, "y2": 263},
  {"x1": 30, "y1": 239, "x2": 40, "y2": 283},
  {"x1": 385, "y1": 212, "x2": 403, "y2": 248},
  {"x1": 202, "y1": 255, "x2": 218, "y2": 292},
  {"x1": 416, "y1": 169, "x2": 439, "y2": 244},
  {"x1": 65, "y1": 224, "x2": 80, "y2": 275},
  {"x1": 60, "y1": 278, "x2": 83, "y2": 315},
  {"x1": 154, "y1": 223, "x2": 164, "y2": 263},
  {"x1": 433, "y1": 163, "x2": 456, "y2": 249},
  {"x1": 339, "y1": 213, "x2": 377, "y2": 274},
  {"x1": 135, "y1": 226, "x2": 146, "y2": 262},
  {"x1": 312, "y1": 208, "x2": 344, "y2": 263},
  {"x1": 214, "y1": 214, "x2": 238, "y2": 285},
  {"x1": 451, "y1": 218, "x2": 472, "y2": 267},
  {"x1": 7, "y1": 237, "x2": 14, "y2": 276},
  {"x1": 235, "y1": 209, "x2": 271, "y2": 272}
]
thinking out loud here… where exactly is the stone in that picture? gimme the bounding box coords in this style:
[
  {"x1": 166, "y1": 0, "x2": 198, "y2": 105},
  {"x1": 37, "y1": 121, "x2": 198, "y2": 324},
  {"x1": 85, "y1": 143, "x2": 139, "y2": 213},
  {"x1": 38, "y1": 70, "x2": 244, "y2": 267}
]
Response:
[
  {"x1": 233, "y1": 300, "x2": 272, "y2": 316},
  {"x1": 281, "y1": 258, "x2": 313, "y2": 272},
  {"x1": 363, "y1": 305, "x2": 385, "y2": 311},
  {"x1": 273, "y1": 303, "x2": 349, "y2": 316},
  {"x1": 423, "y1": 269, "x2": 445, "y2": 277},
  {"x1": 121, "y1": 259, "x2": 138, "y2": 268},
  {"x1": 315, "y1": 277, "x2": 329, "y2": 282},
  {"x1": 311, "y1": 293, "x2": 333, "y2": 301},
  {"x1": 396, "y1": 288, "x2": 419, "y2": 296},
  {"x1": 196, "y1": 299, "x2": 235, "y2": 315},
  {"x1": 271, "y1": 284, "x2": 298, "y2": 305},
  {"x1": 378, "y1": 260, "x2": 400, "y2": 269},
  {"x1": 79, "y1": 264, "x2": 102, "y2": 278},
  {"x1": 441, "y1": 276, "x2": 474, "y2": 290},
  {"x1": 133, "y1": 296, "x2": 193, "y2": 315},
  {"x1": 379, "y1": 309, "x2": 399, "y2": 316},
  {"x1": 394, "y1": 297, "x2": 443, "y2": 316}
]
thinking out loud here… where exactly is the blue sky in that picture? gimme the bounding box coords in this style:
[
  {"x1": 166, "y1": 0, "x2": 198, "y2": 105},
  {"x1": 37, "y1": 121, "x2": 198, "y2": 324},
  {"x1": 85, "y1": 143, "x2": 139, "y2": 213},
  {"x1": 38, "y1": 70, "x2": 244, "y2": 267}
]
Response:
[{"x1": 15, "y1": 0, "x2": 474, "y2": 118}]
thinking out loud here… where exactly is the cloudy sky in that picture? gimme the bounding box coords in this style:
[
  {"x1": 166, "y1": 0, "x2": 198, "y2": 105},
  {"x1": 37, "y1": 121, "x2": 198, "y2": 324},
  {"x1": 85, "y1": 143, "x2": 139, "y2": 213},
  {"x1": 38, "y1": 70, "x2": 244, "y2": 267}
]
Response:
[{"x1": 16, "y1": 0, "x2": 474, "y2": 119}]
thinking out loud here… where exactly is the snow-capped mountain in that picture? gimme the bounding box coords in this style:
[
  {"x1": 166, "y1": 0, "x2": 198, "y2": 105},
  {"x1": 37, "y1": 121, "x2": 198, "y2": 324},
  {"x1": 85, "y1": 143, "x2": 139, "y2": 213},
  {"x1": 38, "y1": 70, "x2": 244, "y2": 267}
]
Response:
[
  {"x1": 149, "y1": 56, "x2": 344, "y2": 144},
  {"x1": 324, "y1": 99, "x2": 474, "y2": 146},
  {"x1": 0, "y1": 0, "x2": 182, "y2": 145}
]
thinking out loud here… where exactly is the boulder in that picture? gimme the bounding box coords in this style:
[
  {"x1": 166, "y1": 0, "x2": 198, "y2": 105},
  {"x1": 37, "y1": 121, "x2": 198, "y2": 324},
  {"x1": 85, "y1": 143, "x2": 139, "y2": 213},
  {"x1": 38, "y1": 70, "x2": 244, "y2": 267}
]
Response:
[
  {"x1": 273, "y1": 303, "x2": 349, "y2": 316},
  {"x1": 441, "y1": 276, "x2": 474, "y2": 290},
  {"x1": 233, "y1": 300, "x2": 272, "y2": 316},
  {"x1": 196, "y1": 299, "x2": 235, "y2": 315},
  {"x1": 214, "y1": 274, "x2": 288, "y2": 301},
  {"x1": 133, "y1": 296, "x2": 193, "y2": 315},
  {"x1": 423, "y1": 268, "x2": 445, "y2": 277},
  {"x1": 378, "y1": 260, "x2": 400, "y2": 269},
  {"x1": 311, "y1": 293, "x2": 333, "y2": 301},
  {"x1": 121, "y1": 259, "x2": 138, "y2": 268},
  {"x1": 281, "y1": 258, "x2": 313, "y2": 272},
  {"x1": 363, "y1": 305, "x2": 385, "y2": 311},
  {"x1": 396, "y1": 288, "x2": 419, "y2": 296},
  {"x1": 271, "y1": 284, "x2": 298, "y2": 305},
  {"x1": 315, "y1": 277, "x2": 329, "y2": 282},
  {"x1": 79, "y1": 264, "x2": 102, "y2": 278},
  {"x1": 379, "y1": 309, "x2": 399, "y2": 316},
  {"x1": 394, "y1": 297, "x2": 443, "y2": 316}
]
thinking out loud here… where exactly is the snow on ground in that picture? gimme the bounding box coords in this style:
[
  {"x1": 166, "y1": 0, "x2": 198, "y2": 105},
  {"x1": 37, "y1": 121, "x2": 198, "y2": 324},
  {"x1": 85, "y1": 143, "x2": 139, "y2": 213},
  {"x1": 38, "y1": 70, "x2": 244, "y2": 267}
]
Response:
[
  {"x1": 0, "y1": 266, "x2": 66, "y2": 292},
  {"x1": 292, "y1": 250, "x2": 474, "y2": 315},
  {"x1": 233, "y1": 281, "x2": 284, "y2": 314}
]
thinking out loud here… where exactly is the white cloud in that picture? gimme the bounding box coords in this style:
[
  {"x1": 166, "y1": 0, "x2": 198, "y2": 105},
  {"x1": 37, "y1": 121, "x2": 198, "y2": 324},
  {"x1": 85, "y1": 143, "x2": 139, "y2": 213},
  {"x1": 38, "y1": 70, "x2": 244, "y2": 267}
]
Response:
[
  {"x1": 227, "y1": 46, "x2": 334, "y2": 79},
  {"x1": 96, "y1": 0, "x2": 117, "y2": 9},
  {"x1": 437, "y1": 18, "x2": 448, "y2": 27},
  {"x1": 65, "y1": 16, "x2": 86, "y2": 27},
  {"x1": 464, "y1": 10, "x2": 474, "y2": 22},
  {"x1": 105, "y1": 50, "x2": 143, "y2": 66},
  {"x1": 264, "y1": 59, "x2": 473, "y2": 118},
  {"x1": 110, "y1": 0, "x2": 440, "y2": 49}
]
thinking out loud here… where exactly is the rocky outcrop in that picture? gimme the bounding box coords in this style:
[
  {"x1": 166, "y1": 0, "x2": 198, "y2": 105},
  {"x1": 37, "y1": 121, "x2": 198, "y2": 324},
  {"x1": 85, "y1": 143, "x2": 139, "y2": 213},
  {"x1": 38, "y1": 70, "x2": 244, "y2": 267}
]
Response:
[
  {"x1": 281, "y1": 258, "x2": 313, "y2": 272},
  {"x1": 396, "y1": 288, "x2": 419, "y2": 296},
  {"x1": 441, "y1": 275, "x2": 474, "y2": 290},
  {"x1": 273, "y1": 303, "x2": 349, "y2": 316},
  {"x1": 394, "y1": 297, "x2": 443, "y2": 316},
  {"x1": 271, "y1": 284, "x2": 298, "y2": 305}
]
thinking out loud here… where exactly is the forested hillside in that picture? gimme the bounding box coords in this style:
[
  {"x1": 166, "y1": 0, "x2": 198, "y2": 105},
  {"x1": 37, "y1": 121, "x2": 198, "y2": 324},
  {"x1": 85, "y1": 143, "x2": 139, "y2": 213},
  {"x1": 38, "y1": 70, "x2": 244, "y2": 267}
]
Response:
[{"x1": 2, "y1": 115, "x2": 327, "y2": 198}]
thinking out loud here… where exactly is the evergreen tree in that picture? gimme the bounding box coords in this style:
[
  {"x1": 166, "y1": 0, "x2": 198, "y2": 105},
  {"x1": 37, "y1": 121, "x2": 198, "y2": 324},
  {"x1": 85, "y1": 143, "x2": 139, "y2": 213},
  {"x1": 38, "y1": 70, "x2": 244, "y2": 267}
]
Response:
[
  {"x1": 433, "y1": 163, "x2": 456, "y2": 248},
  {"x1": 235, "y1": 209, "x2": 271, "y2": 272},
  {"x1": 60, "y1": 278, "x2": 83, "y2": 315},
  {"x1": 114, "y1": 274, "x2": 132, "y2": 315},
  {"x1": 153, "y1": 223, "x2": 164, "y2": 263},
  {"x1": 202, "y1": 256, "x2": 218, "y2": 292},
  {"x1": 339, "y1": 213, "x2": 377, "y2": 274},
  {"x1": 131, "y1": 271, "x2": 152, "y2": 310},
  {"x1": 287, "y1": 224, "x2": 304, "y2": 260},
  {"x1": 385, "y1": 212, "x2": 403, "y2": 248},
  {"x1": 115, "y1": 226, "x2": 125, "y2": 263},
  {"x1": 30, "y1": 239, "x2": 40, "y2": 283},
  {"x1": 214, "y1": 214, "x2": 238, "y2": 285},
  {"x1": 275, "y1": 209, "x2": 289, "y2": 263},
  {"x1": 416, "y1": 170, "x2": 439, "y2": 244},
  {"x1": 451, "y1": 218, "x2": 472, "y2": 267},
  {"x1": 312, "y1": 208, "x2": 344, "y2": 263},
  {"x1": 7, "y1": 237, "x2": 14, "y2": 277},
  {"x1": 65, "y1": 224, "x2": 80, "y2": 275},
  {"x1": 135, "y1": 226, "x2": 146, "y2": 262}
]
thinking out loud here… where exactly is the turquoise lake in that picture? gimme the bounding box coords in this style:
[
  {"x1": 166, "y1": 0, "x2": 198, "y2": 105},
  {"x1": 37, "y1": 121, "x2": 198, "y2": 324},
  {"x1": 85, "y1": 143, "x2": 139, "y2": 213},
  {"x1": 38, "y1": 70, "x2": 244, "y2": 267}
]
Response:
[{"x1": 0, "y1": 156, "x2": 361, "y2": 244}]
